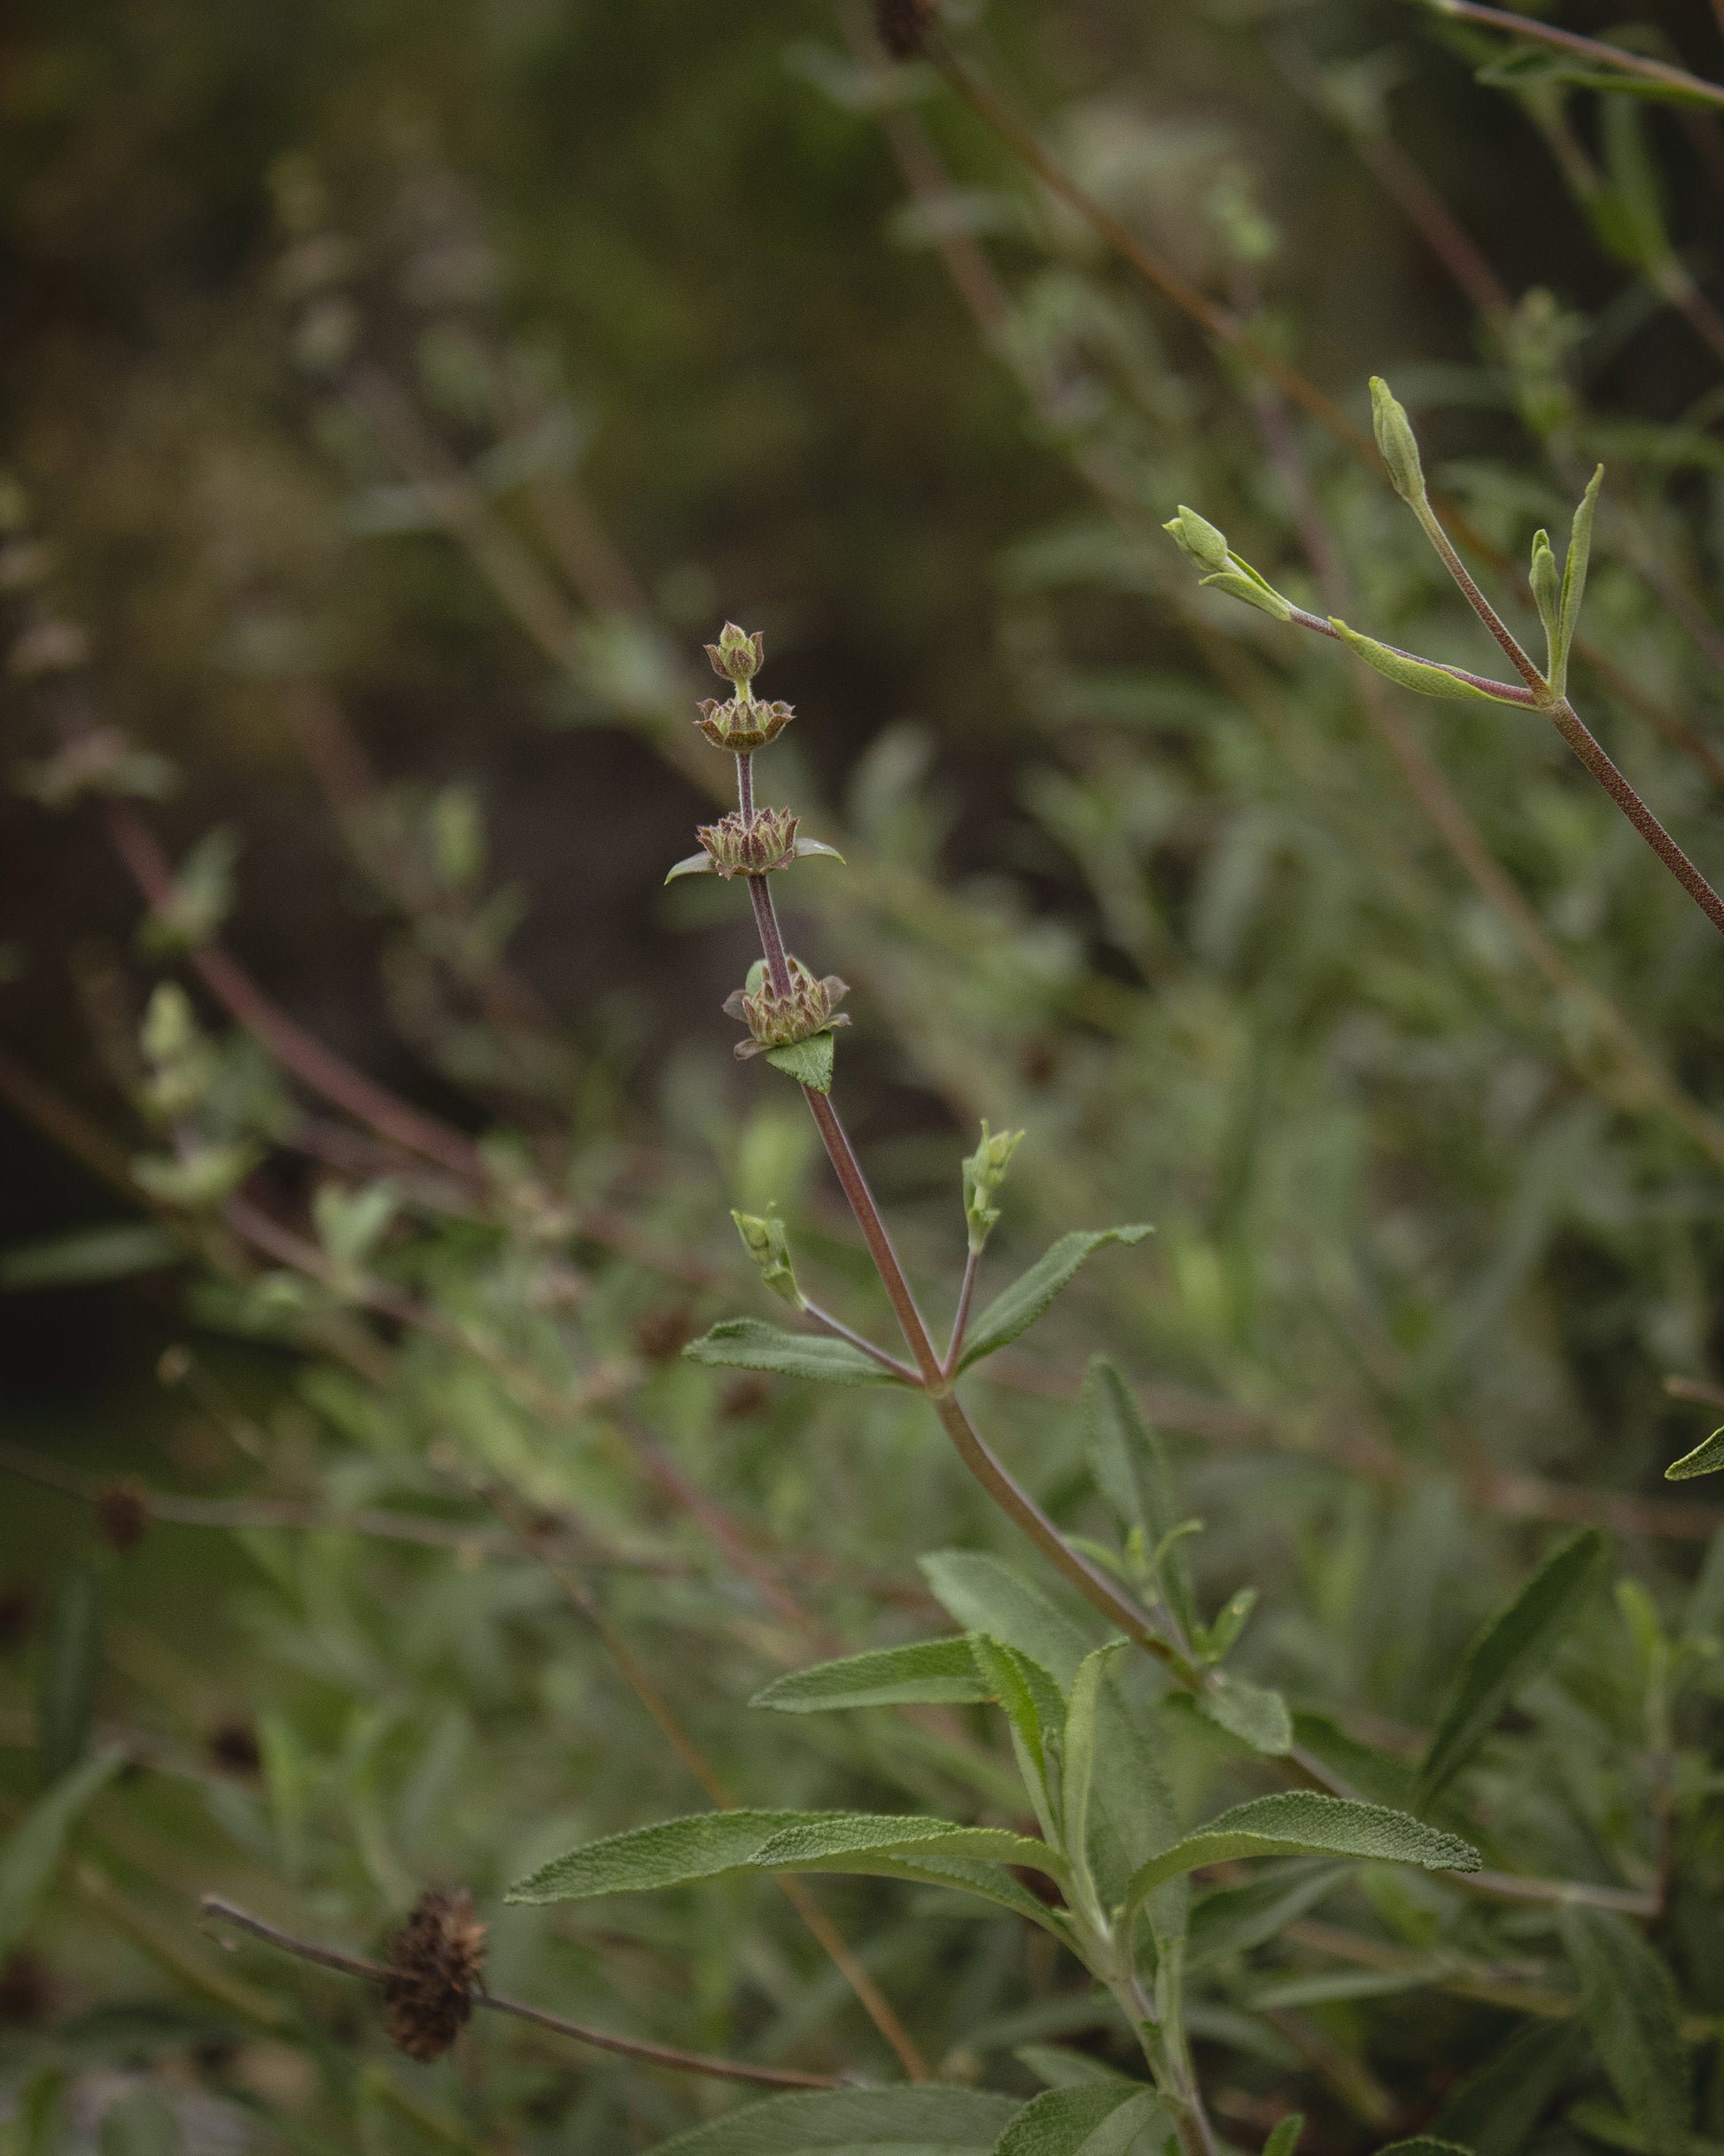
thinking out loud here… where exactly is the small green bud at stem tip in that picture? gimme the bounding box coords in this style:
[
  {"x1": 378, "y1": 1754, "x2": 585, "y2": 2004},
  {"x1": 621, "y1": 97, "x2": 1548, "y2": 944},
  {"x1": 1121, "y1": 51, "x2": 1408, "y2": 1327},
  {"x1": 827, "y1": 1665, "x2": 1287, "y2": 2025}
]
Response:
[
  {"x1": 1370, "y1": 376, "x2": 1427, "y2": 505},
  {"x1": 1162, "y1": 506, "x2": 1231, "y2": 575}
]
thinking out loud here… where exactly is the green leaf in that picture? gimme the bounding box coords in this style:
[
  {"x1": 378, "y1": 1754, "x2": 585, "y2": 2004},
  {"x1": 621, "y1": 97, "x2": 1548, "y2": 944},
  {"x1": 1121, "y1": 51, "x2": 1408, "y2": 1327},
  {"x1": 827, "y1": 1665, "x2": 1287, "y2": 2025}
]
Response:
[
  {"x1": 1290, "y1": 1712, "x2": 1416, "y2": 1809},
  {"x1": 958, "y1": 1228, "x2": 1153, "y2": 1372},
  {"x1": 995, "y1": 2087, "x2": 1163, "y2": 2156},
  {"x1": 37, "y1": 1565, "x2": 99, "y2": 1783},
  {"x1": 751, "y1": 1638, "x2": 992, "y2": 1712},
  {"x1": 1060, "y1": 1645, "x2": 1121, "y2": 1911},
  {"x1": 1435, "y1": 2022, "x2": 1584, "y2": 2156},
  {"x1": 1559, "y1": 1908, "x2": 1690, "y2": 2156},
  {"x1": 0, "y1": 1222, "x2": 179, "y2": 1291},
  {"x1": 1196, "y1": 1675, "x2": 1292, "y2": 1757},
  {"x1": 920, "y1": 1553, "x2": 1098, "y2": 1690},
  {"x1": 1016, "y1": 2051, "x2": 1138, "y2": 2092},
  {"x1": 1415, "y1": 1529, "x2": 1606, "y2": 1807},
  {"x1": 968, "y1": 1634, "x2": 1064, "y2": 1835},
  {"x1": 1665, "y1": 1425, "x2": 1724, "y2": 1479},
  {"x1": 1122, "y1": 1793, "x2": 1479, "y2": 1921},
  {"x1": 1553, "y1": 467, "x2": 1604, "y2": 693},
  {"x1": 764, "y1": 1031, "x2": 836, "y2": 1092},
  {"x1": 648, "y1": 2087, "x2": 1022, "y2": 2153},
  {"x1": 0, "y1": 1749, "x2": 124, "y2": 1959},
  {"x1": 684, "y1": 1318, "x2": 910, "y2": 1387},
  {"x1": 1186, "y1": 1862, "x2": 1346, "y2": 1971},
  {"x1": 1081, "y1": 1358, "x2": 1195, "y2": 1641},
  {"x1": 1329, "y1": 619, "x2": 1516, "y2": 704},
  {"x1": 1082, "y1": 1670, "x2": 1180, "y2": 1922},
  {"x1": 1263, "y1": 2119, "x2": 1304, "y2": 2156},
  {"x1": 505, "y1": 1808, "x2": 1066, "y2": 1907}
]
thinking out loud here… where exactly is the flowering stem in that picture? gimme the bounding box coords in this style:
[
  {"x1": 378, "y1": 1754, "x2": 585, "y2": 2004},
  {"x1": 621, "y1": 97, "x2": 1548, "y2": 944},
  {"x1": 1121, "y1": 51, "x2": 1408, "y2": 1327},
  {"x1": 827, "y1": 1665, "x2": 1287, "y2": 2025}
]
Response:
[{"x1": 943, "y1": 1247, "x2": 981, "y2": 1379}]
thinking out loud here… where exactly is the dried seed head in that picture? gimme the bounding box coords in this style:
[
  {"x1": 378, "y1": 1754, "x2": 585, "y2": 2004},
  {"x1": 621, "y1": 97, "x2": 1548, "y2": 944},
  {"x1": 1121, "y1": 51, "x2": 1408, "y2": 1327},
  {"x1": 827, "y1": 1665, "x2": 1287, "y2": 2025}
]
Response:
[
  {"x1": 723, "y1": 959, "x2": 850, "y2": 1060},
  {"x1": 383, "y1": 1888, "x2": 486, "y2": 2063},
  {"x1": 875, "y1": 0, "x2": 936, "y2": 59},
  {"x1": 96, "y1": 1481, "x2": 151, "y2": 1555},
  {"x1": 693, "y1": 697, "x2": 796, "y2": 751},
  {"x1": 696, "y1": 806, "x2": 801, "y2": 877}
]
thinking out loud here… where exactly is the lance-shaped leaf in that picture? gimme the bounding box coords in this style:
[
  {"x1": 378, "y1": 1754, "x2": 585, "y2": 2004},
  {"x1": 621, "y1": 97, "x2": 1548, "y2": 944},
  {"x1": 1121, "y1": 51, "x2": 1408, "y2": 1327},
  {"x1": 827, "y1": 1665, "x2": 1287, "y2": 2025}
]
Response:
[
  {"x1": 649, "y1": 2086, "x2": 1022, "y2": 2154},
  {"x1": 1559, "y1": 1907, "x2": 1690, "y2": 2156},
  {"x1": 1082, "y1": 1357, "x2": 1196, "y2": 1642},
  {"x1": 996, "y1": 2086, "x2": 1163, "y2": 2156},
  {"x1": 1186, "y1": 1861, "x2": 1347, "y2": 1971},
  {"x1": 1196, "y1": 1673, "x2": 1293, "y2": 1757},
  {"x1": 1553, "y1": 467, "x2": 1604, "y2": 694},
  {"x1": 683, "y1": 1318, "x2": 911, "y2": 1387},
  {"x1": 921, "y1": 1552, "x2": 1098, "y2": 1690},
  {"x1": 1329, "y1": 620, "x2": 1521, "y2": 704},
  {"x1": 968, "y1": 1634, "x2": 1065, "y2": 1839},
  {"x1": 1665, "y1": 1424, "x2": 1724, "y2": 1480},
  {"x1": 506, "y1": 1807, "x2": 1067, "y2": 1908},
  {"x1": 1263, "y1": 2117, "x2": 1305, "y2": 2156},
  {"x1": 0, "y1": 1749, "x2": 125, "y2": 1959},
  {"x1": 751, "y1": 1638, "x2": 991, "y2": 1713},
  {"x1": 958, "y1": 1227, "x2": 1153, "y2": 1372},
  {"x1": 1121, "y1": 1792, "x2": 1479, "y2": 1924},
  {"x1": 1414, "y1": 1529, "x2": 1605, "y2": 1808}
]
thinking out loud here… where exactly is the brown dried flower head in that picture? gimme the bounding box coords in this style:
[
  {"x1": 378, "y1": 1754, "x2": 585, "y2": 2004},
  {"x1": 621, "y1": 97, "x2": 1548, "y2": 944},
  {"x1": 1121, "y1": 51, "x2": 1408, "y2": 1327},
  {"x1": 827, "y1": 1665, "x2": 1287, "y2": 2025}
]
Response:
[
  {"x1": 875, "y1": 0, "x2": 936, "y2": 60},
  {"x1": 383, "y1": 1888, "x2": 486, "y2": 2062},
  {"x1": 724, "y1": 958, "x2": 850, "y2": 1060},
  {"x1": 697, "y1": 806, "x2": 800, "y2": 878},
  {"x1": 694, "y1": 696, "x2": 796, "y2": 751},
  {"x1": 96, "y1": 1481, "x2": 151, "y2": 1555}
]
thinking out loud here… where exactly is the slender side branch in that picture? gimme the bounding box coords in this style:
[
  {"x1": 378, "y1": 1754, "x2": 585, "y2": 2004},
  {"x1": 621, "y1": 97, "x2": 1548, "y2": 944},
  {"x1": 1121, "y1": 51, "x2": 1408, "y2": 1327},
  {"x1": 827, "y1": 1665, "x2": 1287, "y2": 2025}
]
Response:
[
  {"x1": 943, "y1": 1247, "x2": 981, "y2": 1378},
  {"x1": 1430, "y1": 0, "x2": 1724, "y2": 111},
  {"x1": 198, "y1": 1898, "x2": 843, "y2": 2090},
  {"x1": 1547, "y1": 699, "x2": 1724, "y2": 938},
  {"x1": 802, "y1": 1300, "x2": 921, "y2": 1382}
]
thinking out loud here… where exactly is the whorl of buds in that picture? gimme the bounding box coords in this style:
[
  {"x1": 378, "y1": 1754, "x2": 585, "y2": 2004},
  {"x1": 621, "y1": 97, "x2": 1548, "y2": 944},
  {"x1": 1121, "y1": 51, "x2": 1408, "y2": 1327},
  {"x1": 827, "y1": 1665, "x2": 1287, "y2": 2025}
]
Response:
[
  {"x1": 1370, "y1": 376, "x2": 1427, "y2": 506},
  {"x1": 724, "y1": 959, "x2": 850, "y2": 1061},
  {"x1": 704, "y1": 621, "x2": 765, "y2": 685},
  {"x1": 698, "y1": 806, "x2": 800, "y2": 877},
  {"x1": 695, "y1": 696, "x2": 796, "y2": 751},
  {"x1": 875, "y1": 0, "x2": 936, "y2": 58},
  {"x1": 383, "y1": 1888, "x2": 486, "y2": 2063}
]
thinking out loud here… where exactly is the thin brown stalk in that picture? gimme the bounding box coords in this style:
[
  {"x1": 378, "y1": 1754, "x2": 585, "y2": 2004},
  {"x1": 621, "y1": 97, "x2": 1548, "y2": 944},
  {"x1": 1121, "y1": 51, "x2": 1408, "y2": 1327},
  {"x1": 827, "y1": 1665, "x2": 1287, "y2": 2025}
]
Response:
[
  {"x1": 199, "y1": 1897, "x2": 843, "y2": 2090},
  {"x1": 1548, "y1": 696, "x2": 1724, "y2": 936},
  {"x1": 1432, "y1": 0, "x2": 1724, "y2": 112}
]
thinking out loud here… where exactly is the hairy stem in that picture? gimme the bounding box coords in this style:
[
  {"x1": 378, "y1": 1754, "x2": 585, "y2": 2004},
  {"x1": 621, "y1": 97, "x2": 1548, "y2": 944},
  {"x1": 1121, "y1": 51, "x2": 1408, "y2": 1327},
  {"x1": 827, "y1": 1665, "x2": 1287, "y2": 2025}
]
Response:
[{"x1": 1548, "y1": 698, "x2": 1724, "y2": 938}]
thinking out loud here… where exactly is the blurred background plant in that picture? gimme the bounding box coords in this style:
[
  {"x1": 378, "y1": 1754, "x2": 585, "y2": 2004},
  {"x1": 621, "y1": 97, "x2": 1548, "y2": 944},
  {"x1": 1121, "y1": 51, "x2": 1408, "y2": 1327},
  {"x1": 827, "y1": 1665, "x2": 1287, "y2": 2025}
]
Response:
[{"x1": 4, "y1": 0, "x2": 1724, "y2": 2147}]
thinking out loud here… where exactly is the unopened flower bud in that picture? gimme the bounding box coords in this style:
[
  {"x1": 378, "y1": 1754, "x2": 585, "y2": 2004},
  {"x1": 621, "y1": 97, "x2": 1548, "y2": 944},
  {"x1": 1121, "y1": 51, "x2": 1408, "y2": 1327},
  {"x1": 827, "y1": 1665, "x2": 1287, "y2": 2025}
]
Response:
[
  {"x1": 1528, "y1": 527, "x2": 1559, "y2": 655},
  {"x1": 704, "y1": 622, "x2": 765, "y2": 685},
  {"x1": 1162, "y1": 507, "x2": 1231, "y2": 575},
  {"x1": 962, "y1": 1120, "x2": 1025, "y2": 1253},
  {"x1": 697, "y1": 806, "x2": 801, "y2": 878},
  {"x1": 730, "y1": 1209, "x2": 803, "y2": 1307},
  {"x1": 694, "y1": 697, "x2": 796, "y2": 751},
  {"x1": 1370, "y1": 376, "x2": 1426, "y2": 505},
  {"x1": 723, "y1": 958, "x2": 850, "y2": 1060}
]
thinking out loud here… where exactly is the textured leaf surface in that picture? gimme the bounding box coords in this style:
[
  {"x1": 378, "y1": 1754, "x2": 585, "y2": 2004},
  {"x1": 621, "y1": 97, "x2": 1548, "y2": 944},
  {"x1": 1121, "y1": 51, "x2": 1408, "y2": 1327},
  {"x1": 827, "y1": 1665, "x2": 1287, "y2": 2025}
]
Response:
[
  {"x1": 764, "y1": 1031, "x2": 836, "y2": 1092},
  {"x1": 995, "y1": 2087, "x2": 1161, "y2": 2156},
  {"x1": 649, "y1": 2086, "x2": 1021, "y2": 2153},
  {"x1": 684, "y1": 1319, "x2": 908, "y2": 1388},
  {"x1": 1196, "y1": 1675, "x2": 1292, "y2": 1756},
  {"x1": 920, "y1": 1553, "x2": 1097, "y2": 1690},
  {"x1": 1560, "y1": 1908, "x2": 1690, "y2": 2156},
  {"x1": 958, "y1": 1228, "x2": 1152, "y2": 1370},
  {"x1": 507, "y1": 1809, "x2": 1065, "y2": 1907},
  {"x1": 1665, "y1": 1425, "x2": 1724, "y2": 1479},
  {"x1": 1122, "y1": 1793, "x2": 1479, "y2": 1917},
  {"x1": 752, "y1": 1638, "x2": 991, "y2": 1713},
  {"x1": 0, "y1": 1750, "x2": 123, "y2": 1959},
  {"x1": 1416, "y1": 1530, "x2": 1605, "y2": 1805}
]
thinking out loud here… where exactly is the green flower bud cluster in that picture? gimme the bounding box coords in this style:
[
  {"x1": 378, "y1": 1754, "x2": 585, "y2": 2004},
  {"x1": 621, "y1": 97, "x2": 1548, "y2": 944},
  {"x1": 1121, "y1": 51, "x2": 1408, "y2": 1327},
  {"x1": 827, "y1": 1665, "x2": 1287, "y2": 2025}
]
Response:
[
  {"x1": 1162, "y1": 508, "x2": 1293, "y2": 622},
  {"x1": 694, "y1": 695, "x2": 796, "y2": 751},
  {"x1": 1369, "y1": 376, "x2": 1426, "y2": 506},
  {"x1": 704, "y1": 621, "x2": 765, "y2": 684},
  {"x1": 697, "y1": 806, "x2": 801, "y2": 878},
  {"x1": 724, "y1": 957, "x2": 850, "y2": 1061},
  {"x1": 962, "y1": 1119, "x2": 1024, "y2": 1253},
  {"x1": 730, "y1": 1208, "x2": 803, "y2": 1307}
]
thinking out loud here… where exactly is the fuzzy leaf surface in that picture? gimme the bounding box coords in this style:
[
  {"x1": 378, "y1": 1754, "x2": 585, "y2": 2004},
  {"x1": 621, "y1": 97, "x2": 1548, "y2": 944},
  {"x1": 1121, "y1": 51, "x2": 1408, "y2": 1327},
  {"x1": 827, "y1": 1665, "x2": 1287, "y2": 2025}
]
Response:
[
  {"x1": 957, "y1": 1228, "x2": 1153, "y2": 1371},
  {"x1": 764, "y1": 1031, "x2": 836, "y2": 1092},
  {"x1": 1665, "y1": 1425, "x2": 1724, "y2": 1479},
  {"x1": 684, "y1": 1319, "x2": 909, "y2": 1388},
  {"x1": 1415, "y1": 1529, "x2": 1605, "y2": 1806},
  {"x1": 1196, "y1": 1675, "x2": 1293, "y2": 1756},
  {"x1": 995, "y1": 2087, "x2": 1163, "y2": 2155},
  {"x1": 1081, "y1": 1358, "x2": 1195, "y2": 1640},
  {"x1": 649, "y1": 2086, "x2": 1022, "y2": 2153},
  {"x1": 1559, "y1": 1908, "x2": 1689, "y2": 2156},
  {"x1": 752, "y1": 1638, "x2": 991, "y2": 1713},
  {"x1": 920, "y1": 1552, "x2": 1097, "y2": 1690},
  {"x1": 1122, "y1": 1793, "x2": 1479, "y2": 1919}
]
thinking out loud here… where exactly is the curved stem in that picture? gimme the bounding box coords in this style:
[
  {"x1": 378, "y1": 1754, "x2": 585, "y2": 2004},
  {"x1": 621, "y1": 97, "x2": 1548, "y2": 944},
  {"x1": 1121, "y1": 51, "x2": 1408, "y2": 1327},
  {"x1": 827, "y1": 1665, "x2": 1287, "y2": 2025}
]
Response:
[{"x1": 1548, "y1": 698, "x2": 1724, "y2": 938}]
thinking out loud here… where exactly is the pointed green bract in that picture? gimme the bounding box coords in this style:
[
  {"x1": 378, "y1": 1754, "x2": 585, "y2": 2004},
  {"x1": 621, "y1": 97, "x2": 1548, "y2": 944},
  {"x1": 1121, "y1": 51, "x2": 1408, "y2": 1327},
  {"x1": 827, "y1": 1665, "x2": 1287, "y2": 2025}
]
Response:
[
  {"x1": 684, "y1": 1317, "x2": 909, "y2": 1386},
  {"x1": 1122, "y1": 1792, "x2": 1479, "y2": 1922},
  {"x1": 1330, "y1": 620, "x2": 1515, "y2": 704},
  {"x1": 1198, "y1": 566, "x2": 1293, "y2": 621},
  {"x1": 1665, "y1": 1424, "x2": 1724, "y2": 1479},
  {"x1": 750, "y1": 1638, "x2": 992, "y2": 1712},
  {"x1": 1552, "y1": 464, "x2": 1604, "y2": 696},
  {"x1": 647, "y1": 2086, "x2": 1022, "y2": 2154},
  {"x1": 921, "y1": 1553, "x2": 1097, "y2": 1690},
  {"x1": 1528, "y1": 527, "x2": 1560, "y2": 671},
  {"x1": 958, "y1": 1227, "x2": 1153, "y2": 1372},
  {"x1": 1414, "y1": 1529, "x2": 1605, "y2": 1807}
]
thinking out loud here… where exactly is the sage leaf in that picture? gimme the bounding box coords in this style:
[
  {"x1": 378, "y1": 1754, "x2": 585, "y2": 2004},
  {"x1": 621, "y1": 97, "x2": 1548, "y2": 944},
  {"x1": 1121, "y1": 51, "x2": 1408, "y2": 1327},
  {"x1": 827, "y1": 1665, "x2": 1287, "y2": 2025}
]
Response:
[
  {"x1": 958, "y1": 1227, "x2": 1153, "y2": 1371},
  {"x1": 996, "y1": 2086, "x2": 1163, "y2": 2156},
  {"x1": 1330, "y1": 619, "x2": 1516, "y2": 704},
  {"x1": 0, "y1": 1222, "x2": 178, "y2": 1291},
  {"x1": 648, "y1": 2086, "x2": 1022, "y2": 2153},
  {"x1": 1196, "y1": 1674, "x2": 1293, "y2": 1757},
  {"x1": 1082, "y1": 1358, "x2": 1196, "y2": 1642},
  {"x1": 764, "y1": 1031, "x2": 836, "y2": 1092},
  {"x1": 1415, "y1": 1529, "x2": 1605, "y2": 1807},
  {"x1": 684, "y1": 1318, "x2": 909, "y2": 1387},
  {"x1": 1122, "y1": 1792, "x2": 1479, "y2": 1922},
  {"x1": 1559, "y1": 1907, "x2": 1690, "y2": 2156},
  {"x1": 0, "y1": 1749, "x2": 124, "y2": 1959},
  {"x1": 751, "y1": 1638, "x2": 991, "y2": 1712},
  {"x1": 1665, "y1": 1425, "x2": 1724, "y2": 1479},
  {"x1": 750, "y1": 1811, "x2": 1065, "y2": 1883},
  {"x1": 920, "y1": 1552, "x2": 1098, "y2": 1690}
]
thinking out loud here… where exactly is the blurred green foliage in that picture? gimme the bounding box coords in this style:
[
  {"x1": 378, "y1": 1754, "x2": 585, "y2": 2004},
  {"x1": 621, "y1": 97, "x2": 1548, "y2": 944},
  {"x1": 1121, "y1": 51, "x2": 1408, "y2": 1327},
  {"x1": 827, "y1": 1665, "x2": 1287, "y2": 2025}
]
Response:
[{"x1": 4, "y1": 0, "x2": 1724, "y2": 2147}]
